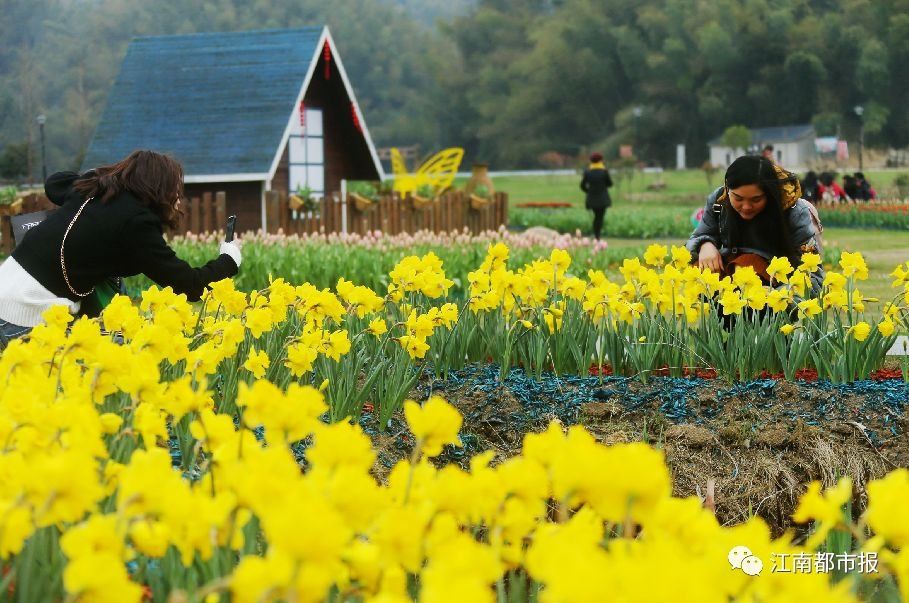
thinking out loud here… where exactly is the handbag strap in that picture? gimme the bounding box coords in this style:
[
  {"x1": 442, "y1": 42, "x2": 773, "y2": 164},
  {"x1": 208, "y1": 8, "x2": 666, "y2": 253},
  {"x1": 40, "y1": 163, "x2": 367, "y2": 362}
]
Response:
[{"x1": 60, "y1": 197, "x2": 95, "y2": 298}]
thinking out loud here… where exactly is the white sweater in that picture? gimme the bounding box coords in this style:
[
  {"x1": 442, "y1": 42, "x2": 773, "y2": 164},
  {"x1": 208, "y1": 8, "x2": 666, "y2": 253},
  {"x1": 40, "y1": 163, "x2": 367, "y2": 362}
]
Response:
[{"x1": 0, "y1": 257, "x2": 80, "y2": 327}]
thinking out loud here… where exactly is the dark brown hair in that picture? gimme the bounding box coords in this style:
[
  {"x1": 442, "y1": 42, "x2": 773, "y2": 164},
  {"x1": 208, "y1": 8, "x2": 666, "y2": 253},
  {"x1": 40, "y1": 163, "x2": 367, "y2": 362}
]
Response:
[
  {"x1": 73, "y1": 150, "x2": 185, "y2": 229},
  {"x1": 723, "y1": 155, "x2": 797, "y2": 265}
]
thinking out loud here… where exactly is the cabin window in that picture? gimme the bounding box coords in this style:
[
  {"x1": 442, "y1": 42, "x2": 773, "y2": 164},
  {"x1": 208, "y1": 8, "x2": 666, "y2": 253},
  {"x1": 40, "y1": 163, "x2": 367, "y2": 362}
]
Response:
[{"x1": 289, "y1": 108, "x2": 325, "y2": 199}]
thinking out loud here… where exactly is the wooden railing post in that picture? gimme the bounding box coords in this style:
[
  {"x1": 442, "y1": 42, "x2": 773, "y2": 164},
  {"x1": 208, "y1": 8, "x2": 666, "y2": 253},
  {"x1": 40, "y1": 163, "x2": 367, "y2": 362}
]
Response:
[
  {"x1": 215, "y1": 192, "x2": 227, "y2": 233},
  {"x1": 202, "y1": 192, "x2": 213, "y2": 233},
  {"x1": 189, "y1": 197, "x2": 201, "y2": 233},
  {"x1": 0, "y1": 214, "x2": 12, "y2": 255},
  {"x1": 279, "y1": 194, "x2": 290, "y2": 234},
  {"x1": 264, "y1": 191, "x2": 281, "y2": 234}
]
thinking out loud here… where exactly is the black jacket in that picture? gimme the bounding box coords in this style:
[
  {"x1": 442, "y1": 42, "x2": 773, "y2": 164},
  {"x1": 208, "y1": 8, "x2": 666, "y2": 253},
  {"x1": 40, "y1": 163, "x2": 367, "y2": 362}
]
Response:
[
  {"x1": 580, "y1": 167, "x2": 613, "y2": 209},
  {"x1": 12, "y1": 171, "x2": 238, "y2": 305}
]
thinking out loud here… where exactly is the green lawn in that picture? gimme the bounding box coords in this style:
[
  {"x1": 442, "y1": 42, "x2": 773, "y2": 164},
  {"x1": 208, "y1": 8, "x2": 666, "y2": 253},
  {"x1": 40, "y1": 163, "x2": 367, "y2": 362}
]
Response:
[
  {"x1": 476, "y1": 168, "x2": 909, "y2": 238},
  {"x1": 482, "y1": 168, "x2": 908, "y2": 208}
]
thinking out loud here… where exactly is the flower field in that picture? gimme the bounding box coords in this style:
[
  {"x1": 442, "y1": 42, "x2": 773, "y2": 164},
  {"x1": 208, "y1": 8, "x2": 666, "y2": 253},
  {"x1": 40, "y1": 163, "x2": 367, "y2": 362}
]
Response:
[
  {"x1": 819, "y1": 202, "x2": 909, "y2": 230},
  {"x1": 2, "y1": 243, "x2": 909, "y2": 601},
  {"x1": 123, "y1": 228, "x2": 843, "y2": 296}
]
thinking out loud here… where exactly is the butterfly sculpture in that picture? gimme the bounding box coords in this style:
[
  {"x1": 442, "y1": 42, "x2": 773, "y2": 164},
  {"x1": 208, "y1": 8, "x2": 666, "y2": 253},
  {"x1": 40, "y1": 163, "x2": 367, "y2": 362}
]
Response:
[{"x1": 390, "y1": 147, "x2": 465, "y2": 195}]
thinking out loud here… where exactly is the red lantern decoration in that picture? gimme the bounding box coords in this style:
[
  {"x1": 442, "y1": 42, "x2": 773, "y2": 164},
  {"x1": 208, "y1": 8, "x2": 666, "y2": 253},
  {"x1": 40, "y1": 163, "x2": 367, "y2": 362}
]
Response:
[
  {"x1": 351, "y1": 102, "x2": 362, "y2": 133},
  {"x1": 298, "y1": 101, "x2": 306, "y2": 129},
  {"x1": 323, "y1": 42, "x2": 331, "y2": 80}
]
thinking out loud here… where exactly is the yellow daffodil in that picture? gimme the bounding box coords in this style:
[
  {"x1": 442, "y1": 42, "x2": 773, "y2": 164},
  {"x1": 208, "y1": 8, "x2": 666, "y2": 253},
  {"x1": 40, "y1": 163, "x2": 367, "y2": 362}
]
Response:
[
  {"x1": 243, "y1": 348, "x2": 270, "y2": 379},
  {"x1": 767, "y1": 256, "x2": 794, "y2": 283},
  {"x1": 839, "y1": 251, "x2": 869, "y2": 280},
  {"x1": 643, "y1": 244, "x2": 668, "y2": 267},
  {"x1": 793, "y1": 477, "x2": 853, "y2": 548},
  {"x1": 404, "y1": 396, "x2": 462, "y2": 457}
]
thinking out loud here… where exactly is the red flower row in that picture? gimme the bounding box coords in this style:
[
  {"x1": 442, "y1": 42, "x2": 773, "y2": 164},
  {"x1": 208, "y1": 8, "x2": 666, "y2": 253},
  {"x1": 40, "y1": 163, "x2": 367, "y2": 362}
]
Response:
[
  {"x1": 514, "y1": 202, "x2": 574, "y2": 209},
  {"x1": 587, "y1": 365, "x2": 904, "y2": 381}
]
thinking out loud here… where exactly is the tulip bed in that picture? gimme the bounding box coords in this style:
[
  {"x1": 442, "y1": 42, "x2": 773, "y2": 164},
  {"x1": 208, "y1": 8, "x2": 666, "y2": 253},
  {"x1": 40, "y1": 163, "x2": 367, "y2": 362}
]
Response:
[
  {"x1": 509, "y1": 204, "x2": 694, "y2": 237},
  {"x1": 125, "y1": 229, "x2": 616, "y2": 294},
  {"x1": 2, "y1": 244, "x2": 909, "y2": 602},
  {"x1": 819, "y1": 202, "x2": 909, "y2": 230},
  {"x1": 122, "y1": 229, "x2": 843, "y2": 296}
]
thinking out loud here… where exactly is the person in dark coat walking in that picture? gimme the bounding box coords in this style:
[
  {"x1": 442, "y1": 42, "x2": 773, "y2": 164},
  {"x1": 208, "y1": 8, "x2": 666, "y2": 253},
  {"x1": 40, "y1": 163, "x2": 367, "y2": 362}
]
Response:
[{"x1": 580, "y1": 152, "x2": 613, "y2": 240}]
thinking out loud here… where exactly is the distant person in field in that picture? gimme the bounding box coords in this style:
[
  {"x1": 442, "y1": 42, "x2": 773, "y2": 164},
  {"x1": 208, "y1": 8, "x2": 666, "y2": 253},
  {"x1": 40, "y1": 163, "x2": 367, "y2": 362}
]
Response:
[
  {"x1": 580, "y1": 151, "x2": 613, "y2": 241},
  {"x1": 817, "y1": 171, "x2": 847, "y2": 203},
  {"x1": 761, "y1": 144, "x2": 775, "y2": 160},
  {"x1": 0, "y1": 150, "x2": 242, "y2": 349},
  {"x1": 801, "y1": 171, "x2": 820, "y2": 204},
  {"x1": 854, "y1": 172, "x2": 876, "y2": 201},
  {"x1": 843, "y1": 174, "x2": 859, "y2": 201},
  {"x1": 687, "y1": 155, "x2": 825, "y2": 296}
]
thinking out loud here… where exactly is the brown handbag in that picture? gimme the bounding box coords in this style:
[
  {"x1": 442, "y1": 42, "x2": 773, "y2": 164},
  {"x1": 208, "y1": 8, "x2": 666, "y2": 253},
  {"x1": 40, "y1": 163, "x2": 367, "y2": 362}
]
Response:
[{"x1": 723, "y1": 253, "x2": 770, "y2": 282}]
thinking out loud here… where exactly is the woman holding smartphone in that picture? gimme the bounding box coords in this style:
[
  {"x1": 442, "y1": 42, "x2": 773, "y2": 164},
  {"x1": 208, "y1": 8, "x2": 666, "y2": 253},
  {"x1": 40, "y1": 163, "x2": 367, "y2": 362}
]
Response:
[{"x1": 0, "y1": 150, "x2": 241, "y2": 348}]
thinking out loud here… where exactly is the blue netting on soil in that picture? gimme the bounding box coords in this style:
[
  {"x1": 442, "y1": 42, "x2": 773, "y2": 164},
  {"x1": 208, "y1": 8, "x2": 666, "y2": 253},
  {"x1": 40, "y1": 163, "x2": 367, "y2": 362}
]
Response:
[
  {"x1": 168, "y1": 365, "x2": 907, "y2": 470},
  {"x1": 417, "y1": 365, "x2": 908, "y2": 453}
]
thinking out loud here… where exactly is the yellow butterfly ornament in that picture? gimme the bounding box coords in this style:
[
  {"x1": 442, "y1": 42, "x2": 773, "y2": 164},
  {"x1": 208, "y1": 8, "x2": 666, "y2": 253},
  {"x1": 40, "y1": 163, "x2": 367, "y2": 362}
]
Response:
[{"x1": 391, "y1": 147, "x2": 465, "y2": 195}]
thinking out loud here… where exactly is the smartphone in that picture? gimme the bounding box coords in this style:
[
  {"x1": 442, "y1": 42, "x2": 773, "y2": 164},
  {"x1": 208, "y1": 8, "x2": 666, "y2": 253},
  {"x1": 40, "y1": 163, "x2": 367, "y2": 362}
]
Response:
[{"x1": 225, "y1": 215, "x2": 237, "y2": 242}]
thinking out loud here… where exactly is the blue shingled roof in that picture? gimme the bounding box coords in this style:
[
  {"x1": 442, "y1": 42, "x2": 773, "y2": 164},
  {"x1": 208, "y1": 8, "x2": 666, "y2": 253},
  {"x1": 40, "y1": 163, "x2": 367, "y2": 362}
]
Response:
[
  {"x1": 708, "y1": 124, "x2": 816, "y2": 146},
  {"x1": 82, "y1": 27, "x2": 325, "y2": 177}
]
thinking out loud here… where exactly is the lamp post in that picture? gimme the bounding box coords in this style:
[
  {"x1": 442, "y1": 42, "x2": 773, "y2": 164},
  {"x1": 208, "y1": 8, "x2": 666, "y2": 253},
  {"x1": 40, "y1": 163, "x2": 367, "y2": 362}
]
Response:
[
  {"x1": 632, "y1": 105, "x2": 643, "y2": 161},
  {"x1": 36, "y1": 114, "x2": 47, "y2": 183},
  {"x1": 853, "y1": 105, "x2": 864, "y2": 171}
]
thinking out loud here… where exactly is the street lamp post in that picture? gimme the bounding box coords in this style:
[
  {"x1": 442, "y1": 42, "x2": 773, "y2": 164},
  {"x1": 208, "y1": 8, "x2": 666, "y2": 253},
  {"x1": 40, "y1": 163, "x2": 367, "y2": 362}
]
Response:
[
  {"x1": 36, "y1": 114, "x2": 47, "y2": 183},
  {"x1": 854, "y1": 105, "x2": 864, "y2": 171}
]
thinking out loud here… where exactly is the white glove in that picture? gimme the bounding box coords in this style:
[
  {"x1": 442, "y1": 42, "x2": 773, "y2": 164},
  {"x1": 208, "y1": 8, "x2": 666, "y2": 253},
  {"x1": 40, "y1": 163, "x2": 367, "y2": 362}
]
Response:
[{"x1": 219, "y1": 241, "x2": 242, "y2": 268}]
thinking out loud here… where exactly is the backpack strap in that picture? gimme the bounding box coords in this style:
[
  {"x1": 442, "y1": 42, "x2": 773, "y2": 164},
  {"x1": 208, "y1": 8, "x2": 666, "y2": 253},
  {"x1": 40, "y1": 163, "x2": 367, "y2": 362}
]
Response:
[
  {"x1": 713, "y1": 187, "x2": 727, "y2": 246},
  {"x1": 803, "y1": 200, "x2": 824, "y2": 247}
]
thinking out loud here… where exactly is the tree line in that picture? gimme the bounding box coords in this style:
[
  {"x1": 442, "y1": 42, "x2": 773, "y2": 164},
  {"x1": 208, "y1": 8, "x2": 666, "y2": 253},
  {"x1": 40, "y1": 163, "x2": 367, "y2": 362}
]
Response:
[{"x1": 1, "y1": 0, "x2": 907, "y2": 179}]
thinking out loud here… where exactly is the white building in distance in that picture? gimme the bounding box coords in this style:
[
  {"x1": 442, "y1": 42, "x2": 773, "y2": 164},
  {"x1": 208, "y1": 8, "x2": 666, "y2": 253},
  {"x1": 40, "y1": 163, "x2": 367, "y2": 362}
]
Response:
[{"x1": 708, "y1": 124, "x2": 817, "y2": 169}]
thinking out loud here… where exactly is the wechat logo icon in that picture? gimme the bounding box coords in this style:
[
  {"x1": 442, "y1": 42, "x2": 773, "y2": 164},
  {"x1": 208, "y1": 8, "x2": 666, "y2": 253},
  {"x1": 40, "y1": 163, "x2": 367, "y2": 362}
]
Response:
[{"x1": 729, "y1": 545, "x2": 763, "y2": 576}]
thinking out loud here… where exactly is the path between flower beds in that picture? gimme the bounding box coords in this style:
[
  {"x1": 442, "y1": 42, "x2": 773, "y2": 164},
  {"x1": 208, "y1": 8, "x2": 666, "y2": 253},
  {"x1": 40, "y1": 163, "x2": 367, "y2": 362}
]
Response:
[{"x1": 361, "y1": 366, "x2": 909, "y2": 536}]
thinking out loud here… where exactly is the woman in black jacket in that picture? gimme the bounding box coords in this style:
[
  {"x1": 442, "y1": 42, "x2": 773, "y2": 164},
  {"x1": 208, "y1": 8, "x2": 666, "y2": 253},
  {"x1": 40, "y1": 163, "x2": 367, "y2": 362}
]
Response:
[
  {"x1": 580, "y1": 152, "x2": 613, "y2": 240},
  {"x1": 0, "y1": 150, "x2": 241, "y2": 347}
]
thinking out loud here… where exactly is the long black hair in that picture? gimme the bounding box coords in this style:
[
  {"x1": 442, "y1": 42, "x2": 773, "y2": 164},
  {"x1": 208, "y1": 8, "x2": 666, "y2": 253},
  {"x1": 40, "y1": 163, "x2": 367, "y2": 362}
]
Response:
[{"x1": 722, "y1": 155, "x2": 799, "y2": 265}]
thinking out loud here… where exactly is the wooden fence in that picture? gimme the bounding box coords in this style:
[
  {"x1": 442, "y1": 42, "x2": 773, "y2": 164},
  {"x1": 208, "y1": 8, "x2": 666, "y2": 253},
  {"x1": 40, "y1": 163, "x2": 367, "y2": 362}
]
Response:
[
  {"x1": 0, "y1": 192, "x2": 228, "y2": 255},
  {"x1": 0, "y1": 193, "x2": 57, "y2": 255},
  {"x1": 173, "y1": 192, "x2": 227, "y2": 236},
  {"x1": 265, "y1": 190, "x2": 509, "y2": 236},
  {"x1": 1, "y1": 190, "x2": 508, "y2": 253}
]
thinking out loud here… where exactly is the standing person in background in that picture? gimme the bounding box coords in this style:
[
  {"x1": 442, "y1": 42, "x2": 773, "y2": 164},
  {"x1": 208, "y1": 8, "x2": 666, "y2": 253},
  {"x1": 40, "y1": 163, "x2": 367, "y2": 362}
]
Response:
[
  {"x1": 0, "y1": 150, "x2": 242, "y2": 349},
  {"x1": 762, "y1": 144, "x2": 775, "y2": 161},
  {"x1": 580, "y1": 152, "x2": 613, "y2": 241}
]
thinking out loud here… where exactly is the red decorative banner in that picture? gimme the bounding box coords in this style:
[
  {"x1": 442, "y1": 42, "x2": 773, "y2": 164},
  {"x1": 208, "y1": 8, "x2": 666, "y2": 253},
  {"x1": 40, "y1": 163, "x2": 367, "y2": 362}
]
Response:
[
  {"x1": 351, "y1": 102, "x2": 362, "y2": 133},
  {"x1": 299, "y1": 101, "x2": 306, "y2": 129},
  {"x1": 323, "y1": 42, "x2": 331, "y2": 80}
]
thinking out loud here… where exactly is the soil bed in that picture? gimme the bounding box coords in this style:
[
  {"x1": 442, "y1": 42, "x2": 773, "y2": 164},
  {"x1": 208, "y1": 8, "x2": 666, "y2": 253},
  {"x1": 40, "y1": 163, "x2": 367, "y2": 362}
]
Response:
[{"x1": 361, "y1": 365, "x2": 909, "y2": 535}]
